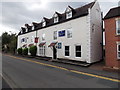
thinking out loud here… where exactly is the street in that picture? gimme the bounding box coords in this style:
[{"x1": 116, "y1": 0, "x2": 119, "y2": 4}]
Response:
[{"x1": 2, "y1": 54, "x2": 120, "y2": 88}]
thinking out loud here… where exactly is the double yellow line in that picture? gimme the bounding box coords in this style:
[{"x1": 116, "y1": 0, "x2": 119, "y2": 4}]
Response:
[{"x1": 4, "y1": 54, "x2": 120, "y2": 83}]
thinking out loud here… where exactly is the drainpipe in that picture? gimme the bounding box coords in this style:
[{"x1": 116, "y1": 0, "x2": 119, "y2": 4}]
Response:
[
  {"x1": 101, "y1": 12, "x2": 104, "y2": 61},
  {"x1": 36, "y1": 29, "x2": 37, "y2": 46}
]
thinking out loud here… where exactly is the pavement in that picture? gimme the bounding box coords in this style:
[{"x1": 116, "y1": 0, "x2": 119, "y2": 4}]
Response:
[{"x1": 2, "y1": 54, "x2": 120, "y2": 88}]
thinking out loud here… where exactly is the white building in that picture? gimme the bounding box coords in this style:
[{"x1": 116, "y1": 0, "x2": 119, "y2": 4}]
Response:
[{"x1": 17, "y1": 1, "x2": 103, "y2": 63}]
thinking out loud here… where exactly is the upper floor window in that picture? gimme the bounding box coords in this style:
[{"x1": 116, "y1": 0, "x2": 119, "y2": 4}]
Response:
[
  {"x1": 53, "y1": 31, "x2": 57, "y2": 40},
  {"x1": 67, "y1": 28, "x2": 72, "y2": 38},
  {"x1": 21, "y1": 37, "x2": 27, "y2": 43},
  {"x1": 42, "y1": 18, "x2": 46, "y2": 27},
  {"x1": 42, "y1": 34, "x2": 45, "y2": 41},
  {"x1": 31, "y1": 36, "x2": 34, "y2": 43},
  {"x1": 66, "y1": 7, "x2": 72, "y2": 19},
  {"x1": 116, "y1": 18, "x2": 120, "y2": 35},
  {"x1": 53, "y1": 13, "x2": 59, "y2": 23}
]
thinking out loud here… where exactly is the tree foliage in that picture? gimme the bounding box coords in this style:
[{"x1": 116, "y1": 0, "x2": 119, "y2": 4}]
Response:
[{"x1": 1, "y1": 32, "x2": 17, "y2": 54}]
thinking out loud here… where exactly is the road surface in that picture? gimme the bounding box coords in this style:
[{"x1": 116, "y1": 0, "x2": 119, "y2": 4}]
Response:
[{"x1": 2, "y1": 54, "x2": 120, "y2": 88}]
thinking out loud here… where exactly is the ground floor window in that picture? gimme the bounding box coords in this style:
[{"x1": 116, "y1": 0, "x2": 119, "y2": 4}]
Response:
[
  {"x1": 65, "y1": 46, "x2": 69, "y2": 56},
  {"x1": 39, "y1": 46, "x2": 45, "y2": 56},
  {"x1": 75, "y1": 45, "x2": 81, "y2": 57},
  {"x1": 117, "y1": 44, "x2": 120, "y2": 59}
]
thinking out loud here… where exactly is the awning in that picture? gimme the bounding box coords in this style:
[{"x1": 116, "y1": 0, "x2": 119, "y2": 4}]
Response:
[
  {"x1": 28, "y1": 44, "x2": 34, "y2": 47},
  {"x1": 48, "y1": 42, "x2": 57, "y2": 47},
  {"x1": 39, "y1": 42, "x2": 46, "y2": 46},
  {"x1": 22, "y1": 44, "x2": 27, "y2": 47}
]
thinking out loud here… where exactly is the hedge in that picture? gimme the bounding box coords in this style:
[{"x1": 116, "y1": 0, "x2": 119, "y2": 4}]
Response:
[
  {"x1": 17, "y1": 48, "x2": 22, "y2": 55},
  {"x1": 29, "y1": 45, "x2": 37, "y2": 56},
  {"x1": 23, "y1": 48, "x2": 28, "y2": 55}
]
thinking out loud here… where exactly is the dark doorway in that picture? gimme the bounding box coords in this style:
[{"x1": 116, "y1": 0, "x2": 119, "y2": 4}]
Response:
[{"x1": 53, "y1": 46, "x2": 57, "y2": 59}]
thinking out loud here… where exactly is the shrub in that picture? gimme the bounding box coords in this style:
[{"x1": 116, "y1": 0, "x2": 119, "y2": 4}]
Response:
[
  {"x1": 23, "y1": 48, "x2": 28, "y2": 55},
  {"x1": 29, "y1": 45, "x2": 37, "y2": 56},
  {"x1": 17, "y1": 48, "x2": 22, "y2": 55}
]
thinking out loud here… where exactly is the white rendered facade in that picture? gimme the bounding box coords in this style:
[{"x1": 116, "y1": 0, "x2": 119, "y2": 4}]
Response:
[{"x1": 17, "y1": 1, "x2": 102, "y2": 63}]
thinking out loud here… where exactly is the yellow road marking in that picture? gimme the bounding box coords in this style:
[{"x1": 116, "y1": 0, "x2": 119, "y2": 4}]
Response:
[{"x1": 4, "y1": 54, "x2": 120, "y2": 83}]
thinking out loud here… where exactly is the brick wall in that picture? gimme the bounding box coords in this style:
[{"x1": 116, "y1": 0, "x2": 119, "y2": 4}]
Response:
[{"x1": 104, "y1": 16, "x2": 120, "y2": 68}]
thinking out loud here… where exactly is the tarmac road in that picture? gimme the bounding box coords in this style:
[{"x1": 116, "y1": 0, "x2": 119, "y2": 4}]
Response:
[{"x1": 2, "y1": 54, "x2": 120, "y2": 88}]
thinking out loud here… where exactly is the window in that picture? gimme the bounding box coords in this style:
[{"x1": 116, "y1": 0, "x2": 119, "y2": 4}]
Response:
[
  {"x1": 117, "y1": 44, "x2": 120, "y2": 59},
  {"x1": 53, "y1": 31, "x2": 57, "y2": 40},
  {"x1": 31, "y1": 36, "x2": 34, "y2": 43},
  {"x1": 39, "y1": 46, "x2": 45, "y2": 56},
  {"x1": 75, "y1": 45, "x2": 81, "y2": 57},
  {"x1": 67, "y1": 28, "x2": 72, "y2": 38},
  {"x1": 54, "y1": 17, "x2": 58, "y2": 23},
  {"x1": 42, "y1": 34, "x2": 45, "y2": 41},
  {"x1": 21, "y1": 38, "x2": 27, "y2": 43},
  {"x1": 116, "y1": 18, "x2": 120, "y2": 35},
  {"x1": 42, "y1": 19, "x2": 46, "y2": 27},
  {"x1": 65, "y1": 46, "x2": 69, "y2": 56},
  {"x1": 42, "y1": 21, "x2": 46, "y2": 27},
  {"x1": 66, "y1": 11, "x2": 72, "y2": 19}
]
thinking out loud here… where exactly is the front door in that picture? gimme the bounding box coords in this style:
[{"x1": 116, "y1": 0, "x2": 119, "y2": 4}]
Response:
[{"x1": 53, "y1": 46, "x2": 57, "y2": 59}]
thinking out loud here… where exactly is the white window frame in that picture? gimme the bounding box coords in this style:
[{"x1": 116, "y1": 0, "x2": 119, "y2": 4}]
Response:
[
  {"x1": 39, "y1": 46, "x2": 46, "y2": 56},
  {"x1": 67, "y1": 28, "x2": 72, "y2": 38},
  {"x1": 42, "y1": 34, "x2": 45, "y2": 41},
  {"x1": 31, "y1": 36, "x2": 34, "y2": 43},
  {"x1": 116, "y1": 18, "x2": 120, "y2": 35},
  {"x1": 54, "y1": 16, "x2": 58, "y2": 23},
  {"x1": 66, "y1": 7, "x2": 72, "y2": 19},
  {"x1": 75, "y1": 45, "x2": 81, "y2": 58},
  {"x1": 42, "y1": 19, "x2": 46, "y2": 27},
  {"x1": 53, "y1": 31, "x2": 57, "y2": 40},
  {"x1": 65, "y1": 46, "x2": 70, "y2": 56},
  {"x1": 117, "y1": 43, "x2": 120, "y2": 59}
]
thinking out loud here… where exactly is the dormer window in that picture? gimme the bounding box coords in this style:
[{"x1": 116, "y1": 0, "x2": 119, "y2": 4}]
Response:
[
  {"x1": 32, "y1": 26, "x2": 34, "y2": 30},
  {"x1": 66, "y1": 6, "x2": 72, "y2": 19},
  {"x1": 53, "y1": 13, "x2": 59, "y2": 23},
  {"x1": 42, "y1": 18, "x2": 46, "y2": 27}
]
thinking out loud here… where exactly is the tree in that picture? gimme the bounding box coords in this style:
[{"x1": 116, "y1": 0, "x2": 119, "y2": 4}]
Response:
[{"x1": 1, "y1": 32, "x2": 17, "y2": 54}]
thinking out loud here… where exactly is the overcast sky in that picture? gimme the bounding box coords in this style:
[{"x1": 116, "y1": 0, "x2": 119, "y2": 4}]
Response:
[{"x1": 0, "y1": 0, "x2": 120, "y2": 35}]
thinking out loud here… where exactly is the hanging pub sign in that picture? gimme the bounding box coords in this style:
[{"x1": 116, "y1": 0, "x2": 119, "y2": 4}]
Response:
[
  {"x1": 57, "y1": 42, "x2": 62, "y2": 49},
  {"x1": 35, "y1": 37, "x2": 39, "y2": 43},
  {"x1": 58, "y1": 30, "x2": 65, "y2": 37}
]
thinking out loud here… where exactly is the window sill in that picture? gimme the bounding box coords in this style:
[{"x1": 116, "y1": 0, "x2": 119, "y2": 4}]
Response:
[{"x1": 115, "y1": 34, "x2": 120, "y2": 36}]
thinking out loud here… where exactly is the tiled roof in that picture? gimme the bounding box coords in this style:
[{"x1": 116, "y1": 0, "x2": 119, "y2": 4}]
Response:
[
  {"x1": 104, "y1": 6, "x2": 120, "y2": 20},
  {"x1": 18, "y1": 1, "x2": 95, "y2": 35}
]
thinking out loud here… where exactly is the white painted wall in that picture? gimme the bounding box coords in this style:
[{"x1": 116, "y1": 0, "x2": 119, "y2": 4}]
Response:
[
  {"x1": 17, "y1": 31, "x2": 36, "y2": 49},
  {"x1": 89, "y1": 1, "x2": 102, "y2": 63},
  {"x1": 17, "y1": 1, "x2": 102, "y2": 63},
  {"x1": 37, "y1": 16, "x2": 91, "y2": 63}
]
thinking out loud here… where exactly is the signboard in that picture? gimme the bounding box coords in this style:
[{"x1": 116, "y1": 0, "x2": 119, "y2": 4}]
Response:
[
  {"x1": 34, "y1": 37, "x2": 38, "y2": 43},
  {"x1": 58, "y1": 30, "x2": 65, "y2": 37},
  {"x1": 57, "y1": 42, "x2": 62, "y2": 49}
]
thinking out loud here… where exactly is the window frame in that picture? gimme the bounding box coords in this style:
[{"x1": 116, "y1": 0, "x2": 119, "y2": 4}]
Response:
[
  {"x1": 117, "y1": 43, "x2": 120, "y2": 59},
  {"x1": 116, "y1": 18, "x2": 120, "y2": 35},
  {"x1": 66, "y1": 7, "x2": 72, "y2": 19},
  {"x1": 39, "y1": 46, "x2": 46, "y2": 56},
  {"x1": 53, "y1": 31, "x2": 57, "y2": 40},
  {"x1": 75, "y1": 45, "x2": 81, "y2": 58},
  {"x1": 54, "y1": 16, "x2": 59, "y2": 23},
  {"x1": 65, "y1": 46, "x2": 70, "y2": 56},
  {"x1": 67, "y1": 28, "x2": 72, "y2": 38}
]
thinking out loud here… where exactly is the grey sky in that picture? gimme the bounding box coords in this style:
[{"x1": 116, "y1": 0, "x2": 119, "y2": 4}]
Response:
[{"x1": 0, "y1": 0, "x2": 119, "y2": 35}]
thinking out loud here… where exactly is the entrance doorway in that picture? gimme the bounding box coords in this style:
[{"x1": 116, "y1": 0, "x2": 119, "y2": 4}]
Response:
[{"x1": 53, "y1": 46, "x2": 57, "y2": 59}]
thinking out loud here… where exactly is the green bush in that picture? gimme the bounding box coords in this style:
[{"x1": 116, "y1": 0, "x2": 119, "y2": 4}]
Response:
[
  {"x1": 23, "y1": 48, "x2": 28, "y2": 55},
  {"x1": 17, "y1": 48, "x2": 22, "y2": 55},
  {"x1": 29, "y1": 45, "x2": 37, "y2": 56}
]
